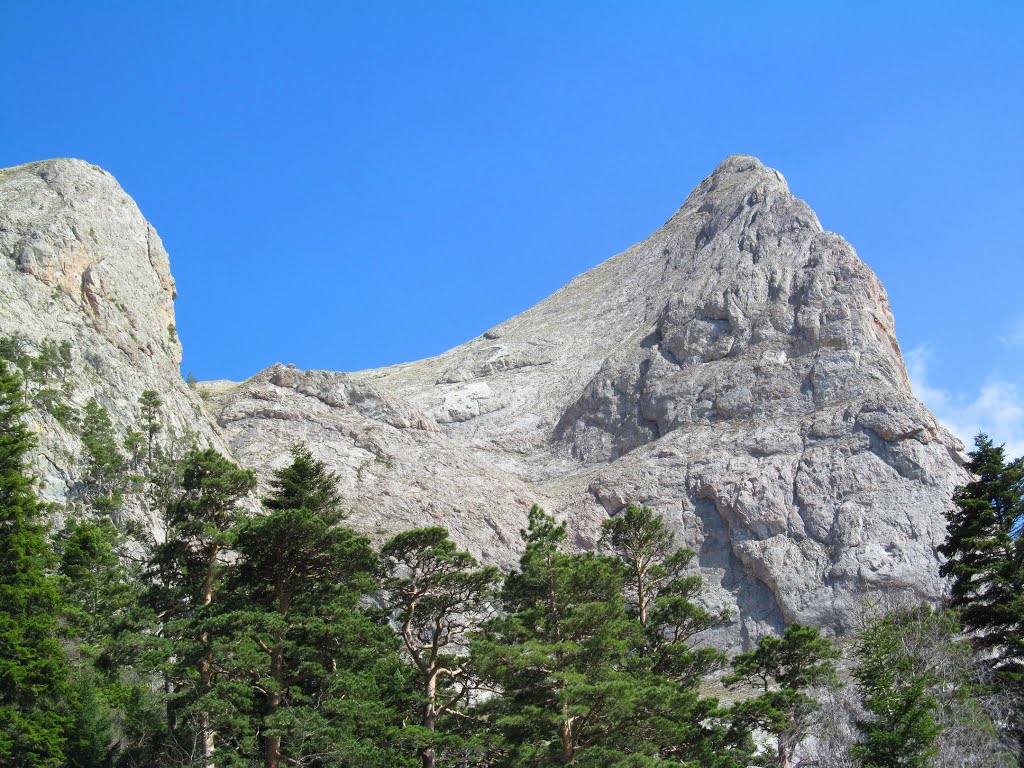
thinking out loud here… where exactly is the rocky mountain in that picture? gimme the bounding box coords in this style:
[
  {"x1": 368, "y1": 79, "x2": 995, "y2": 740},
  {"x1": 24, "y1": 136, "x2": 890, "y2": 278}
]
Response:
[
  {"x1": 0, "y1": 159, "x2": 228, "y2": 527},
  {"x1": 0, "y1": 155, "x2": 967, "y2": 648}
]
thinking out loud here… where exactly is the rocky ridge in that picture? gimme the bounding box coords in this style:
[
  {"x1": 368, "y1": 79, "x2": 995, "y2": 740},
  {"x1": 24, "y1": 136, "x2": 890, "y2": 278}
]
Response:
[{"x1": 0, "y1": 155, "x2": 967, "y2": 648}]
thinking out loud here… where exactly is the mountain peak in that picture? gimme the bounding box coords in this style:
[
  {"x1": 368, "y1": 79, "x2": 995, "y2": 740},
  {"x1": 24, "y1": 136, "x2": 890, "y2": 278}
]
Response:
[
  {"x1": 705, "y1": 154, "x2": 789, "y2": 189},
  {"x1": 0, "y1": 155, "x2": 967, "y2": 649},
  {"x1": 210, "y1": 155, "x2": 965, "y2": 646},
  {"x1": 681, "y1": 154, "x2": 791, "y2": 210}
]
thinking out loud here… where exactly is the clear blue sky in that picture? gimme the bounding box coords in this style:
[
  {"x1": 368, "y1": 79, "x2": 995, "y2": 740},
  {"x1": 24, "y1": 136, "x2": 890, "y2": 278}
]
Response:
[{"x1": 3, "y1": 2, "x2": 1023, "y2": 454}]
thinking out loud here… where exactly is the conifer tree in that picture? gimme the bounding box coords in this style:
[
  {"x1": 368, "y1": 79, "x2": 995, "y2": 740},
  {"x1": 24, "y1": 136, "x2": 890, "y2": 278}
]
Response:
[
  {"x1": 939, "y1": 434, "x2": 1024, "y2": 688},
  {"x1": 0, "y1": 336, "x2": 75, "y2": 425},
  {"x1": 726, "y1": 623, "x2": 839, "y2": 768},
  {"x1": 597, "y1": 505, "x2": 747, "y2": 764},
  {"x1": 380, "y1": 526, "x2": 499, "y2": 768},
  {"x1": 0, "y1": 360, "x2": 70, "y2": 767},
  {"x1": 264, "y1": 442, "x2": 344, "y2": 517},
  {"x1": 56, "y1": 517, "x2": 153, "y2": 768},
  {"x1": 79, "y1": 397, "x2": 126, "y2": 517},
  {"x1": 851, "y1": 606, "x2": 943, "y2": 768},
  {"x1": 124, "y1": 428, "x2": 147, "y2": 473},
  {"x1": 138, "y1": 389, "x2": 163, "y2": 469},
  {"x1": 226, "y1": 444, "x2": 411, "y2": 768},
  {"x1": 601, "y1": 504, "x2": 729, "y2": 682},
  {"x1": 145, "y1": 448, "x2": 255, "y2": 767},
  {"x1": 600, "y1": 504, "x2": 675, "y2": 627},
  {"x1": 470, "y1": 506, "x2": 739, "y2": 766}
]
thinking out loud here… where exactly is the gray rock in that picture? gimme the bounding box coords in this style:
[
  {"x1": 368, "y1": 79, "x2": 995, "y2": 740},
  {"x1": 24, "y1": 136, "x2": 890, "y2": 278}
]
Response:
[
  {"x1": 0, "y1": 159, "x2": 229, "y2": 530},
  {"x1": 1, "y1": 155, "x2": 967, "y2": 649},
  {"x1": 211, "y1": 155, "x2": 967, "y2": 647}
]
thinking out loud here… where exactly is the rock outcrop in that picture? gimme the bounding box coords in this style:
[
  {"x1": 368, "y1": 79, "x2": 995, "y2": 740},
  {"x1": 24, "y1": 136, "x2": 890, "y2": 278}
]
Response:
[
  {"x1": 0, "y1": 159, "x2": 227, "y2": 526},
  {"x1": 1, "y1": 155, "x2": 967, "y2": 648}
]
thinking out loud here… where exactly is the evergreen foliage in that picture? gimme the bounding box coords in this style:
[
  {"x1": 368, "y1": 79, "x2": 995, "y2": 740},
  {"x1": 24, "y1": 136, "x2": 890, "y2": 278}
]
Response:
[
  {"x1": 264, "y1": 443, "x2": 345, "y2": 519},
  {"x1": 474, "y1": 506, "x2": 750, "y2": 767},
  {"x1": 143, "y1": 448, "x2": 256, "y2": 766},
  {"x1": 600, "y1": 504, "x2": 676, "y2": 627},
  {"x1": 78, "y1": 398, "x2": 126, "y2": 517},
  {"x1": 601, "y1": 505, "x2": 729, "y2": 685},
  {"x1": 0, "y1": 335, "x2": 75, "y2": 425},
  {"x1": 939, "y1": 434, "x2": 1024, "y2": 688},
  {"x1": 137, "y1": 390, "x2": 163, "y2": 469},
  {"x1": 224, "y1": 444, "x2": 412, "y2": 767},
  {"x1": 7, "y1": 337, "x2": 1024, "y2": 766},
  {"x1": 380, "y1": 526, "x2": 499, "y2": 768},
  {"x1": 726, "y1": 623, "x2": 839, "y2": 767},
  {"x1": 0, "y1": 360, "x2": 70, "y2": 767},
  {"x1": 473, "y1": 506, "x2": 644, "y2": 765},
  {"x1": 851, "y1": 606, "x2": 942, "y2": 768},
  {"x1": 54, "y1": 514, "x2": 161, "y2": 768}
]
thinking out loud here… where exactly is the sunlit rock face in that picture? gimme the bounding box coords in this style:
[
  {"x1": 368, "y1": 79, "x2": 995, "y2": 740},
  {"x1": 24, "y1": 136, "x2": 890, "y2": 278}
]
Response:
[
  {"x1": 2, "y1": 155, "x2": 966, "y2": 648},
  {"x1": 207, "y1": 155, "x2": 967, "y2": 646},
  {"x1": 0, "y1": 159, "x2": 229, "y2": 529}
]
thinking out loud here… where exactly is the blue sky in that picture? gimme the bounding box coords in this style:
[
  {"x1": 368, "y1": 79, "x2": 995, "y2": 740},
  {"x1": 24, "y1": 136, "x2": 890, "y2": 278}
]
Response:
[{"x1": 2, "y1": 2, "x2": 1023, "y2": 455}]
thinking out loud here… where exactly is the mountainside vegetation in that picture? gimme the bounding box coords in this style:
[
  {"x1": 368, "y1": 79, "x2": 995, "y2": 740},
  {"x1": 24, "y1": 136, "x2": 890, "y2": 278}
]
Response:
[{"x1": 1, "y1": 338, "x2": 1023, "y2": 767}]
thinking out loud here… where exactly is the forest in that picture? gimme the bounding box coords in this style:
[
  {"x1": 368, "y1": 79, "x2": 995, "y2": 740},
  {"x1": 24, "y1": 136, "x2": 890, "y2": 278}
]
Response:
[{"x1": 1, "y1": 339, "x2": 1022, "y2": 768}]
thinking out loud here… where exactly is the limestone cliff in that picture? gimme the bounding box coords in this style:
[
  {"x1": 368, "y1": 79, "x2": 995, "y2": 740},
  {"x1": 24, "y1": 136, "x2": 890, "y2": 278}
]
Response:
[
  {"x1": 0, "y1": 159, "x2": 227, "y2": 527},
  {"x1": 0, "y1": 155, "x2": 967, "y2": 647}
]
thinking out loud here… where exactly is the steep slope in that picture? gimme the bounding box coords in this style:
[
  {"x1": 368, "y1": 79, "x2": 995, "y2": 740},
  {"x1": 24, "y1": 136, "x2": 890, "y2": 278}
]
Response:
[
  {"x1": 207, "y1": 155, "x2": 968, "y2": 645},
  {"x1": 0, "y1": 159, "x2": 227, "y2": 524}
]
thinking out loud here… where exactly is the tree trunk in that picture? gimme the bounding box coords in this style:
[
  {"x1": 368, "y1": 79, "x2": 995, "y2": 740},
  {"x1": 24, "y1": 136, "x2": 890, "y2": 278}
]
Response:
[
  {"x1": 561, "y1": 714, "x2": 576, "y2": 765},
  {"x1": 201, "y1": 711, "x2": 216, "y2": 768},
  {"x1": 636, "y1": 562, "x2": 647, "y2": 626},
  {"x1": 199, "y1": 545, "x2": 220, "y2": 767},
  {"x1": 777, "y1": 735, "x2": 790, "y2": 768},
  {"x1": 421, "y1": 672, "x2": 437, "y2": 768},
  {"x1": 202, "y1": 544, "x2": 220, "y2": 606},
  {"x1": 265, "y1": 734, "x2": 281, "y2": 768},
  {"x1": 264, "y1": 639, "x2": 284, "y2": 768},
  {"x1": 200, "y1": 649, "x2": 215, "y2": 768}
]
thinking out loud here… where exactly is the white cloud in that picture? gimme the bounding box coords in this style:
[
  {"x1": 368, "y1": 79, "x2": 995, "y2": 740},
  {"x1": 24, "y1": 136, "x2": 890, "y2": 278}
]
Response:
[{"x1": 907, "y1": 345, "x2": 1024, "y2": 460}]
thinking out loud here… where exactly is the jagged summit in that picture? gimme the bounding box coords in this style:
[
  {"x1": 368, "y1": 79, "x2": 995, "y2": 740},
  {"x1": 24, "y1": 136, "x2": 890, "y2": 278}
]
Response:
[{"x1": 1, "y1": 155, "x2": 966, "y2": 648}]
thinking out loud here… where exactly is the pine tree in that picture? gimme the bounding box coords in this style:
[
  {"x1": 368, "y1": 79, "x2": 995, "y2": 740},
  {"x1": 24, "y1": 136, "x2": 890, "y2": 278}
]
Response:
[
  {"x1": 939, "y1": 434, "x2": 1024, "y2": 688},
  {"x1": 137, "y1": 389, "x2": 163, "y2": 469},
  {"x1": 468, "y1": 506, "x2": 742, "y2": 766},
  {"x1": 79, "y1": 397, "x2": 126, "y2": 517},
  {"x1": 144, "y1": 448, "x2": 255, "y2": 767},
  {"x1": 225, "y1": 444, "x2": 412, "y2": 768},
  {"x1": 601, "y1": 504, "x2": 729, "y2": 682},
  {"x1": 597, "y1": 506, "x2": 748, "y2": 764},
  {"x1": 851, "y1": 606, "x2": 943, "y2": 768},
  {"x1": 57, "y1": 517, "x2": 141, "y2": 646},
  {"x1": 55, "y1": 515, "x2": 155, "y2": 768},
  {"x1": 600, "y1": 504, "x2": 676, "y2": 627},
  {"x1": 0, "y1": 360, "x2": 70, "y2": 767},
  {"x1": 726, "y1": 623, "x2": 839, "y2": 768},
  {"x1": 380, "y1": 526, "x2": 499, "y2": 768},
  {"x1": 0, "y1": 336, "x2": 75, "y2": 424}
]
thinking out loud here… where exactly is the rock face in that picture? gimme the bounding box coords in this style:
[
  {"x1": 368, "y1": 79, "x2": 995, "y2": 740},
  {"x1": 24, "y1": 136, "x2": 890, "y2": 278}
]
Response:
[
  {"x1": 204, "y1": 155, "x2": 968, "y2": 646},
  {"x1": 0, "y1": 159, "x2": 227, "y2": 525},
  {"x1": 1, "y1": 154, "x2": 967, "y2": 648}
]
